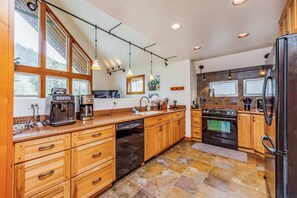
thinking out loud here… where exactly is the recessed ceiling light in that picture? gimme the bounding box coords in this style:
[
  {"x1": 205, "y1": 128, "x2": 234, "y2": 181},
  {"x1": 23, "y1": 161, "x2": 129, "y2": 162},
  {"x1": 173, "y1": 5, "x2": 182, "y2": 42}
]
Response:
[
  {"x1": 171, "y1": 23, "x2": 181, "y2": 31},
  {"x1": 238, "y1": 33, "x2": 249, "y2": 38},
  {"x1": 232, "y1": 0, "x2": 247, "y2": 6},
  {"x1": 193, "y1": 46, "x2": 201, "y2": 50}
]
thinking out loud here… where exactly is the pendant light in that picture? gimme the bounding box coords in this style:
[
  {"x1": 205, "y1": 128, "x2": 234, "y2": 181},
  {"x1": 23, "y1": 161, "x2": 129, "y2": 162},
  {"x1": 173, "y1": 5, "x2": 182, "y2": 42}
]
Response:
[
  {"x1": 91, "y1": 25, "x2": 101, "y2": 70},
  {"x1": 228, "y1": 70, "x2": 232, "y2": 79},
  {"x1": 126, "y1": 43, "x2": 133, "y2": 77},
  {"x1": 149, "y1": 53, "x2": 155, "y2": 81}
]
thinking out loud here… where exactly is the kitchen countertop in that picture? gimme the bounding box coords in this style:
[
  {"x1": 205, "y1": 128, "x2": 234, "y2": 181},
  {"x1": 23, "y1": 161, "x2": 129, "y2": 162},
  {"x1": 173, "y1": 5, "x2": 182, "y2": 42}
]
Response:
[
  {"x1": 237, "y1": 109, "x2": 264, "y2": 115},
  {"x1": 13, "y1": 109, "x2": 185, "y2": 143}
]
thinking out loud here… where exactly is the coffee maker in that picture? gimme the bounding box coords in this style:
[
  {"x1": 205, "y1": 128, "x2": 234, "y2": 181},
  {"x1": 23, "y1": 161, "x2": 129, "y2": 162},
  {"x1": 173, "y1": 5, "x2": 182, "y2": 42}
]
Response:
[
  {"x1": 45, "y1": 88, "x2": 76, "y2": 127},
  {"x1": 79, "y1": 95, "x2": 94, "y2": 121}
]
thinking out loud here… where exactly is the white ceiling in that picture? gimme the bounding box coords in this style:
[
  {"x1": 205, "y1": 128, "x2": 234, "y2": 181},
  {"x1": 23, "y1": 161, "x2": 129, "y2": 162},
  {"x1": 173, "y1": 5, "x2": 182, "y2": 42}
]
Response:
[{"x1": 48, "y1": 0, "x2": 285, "y2": 69}]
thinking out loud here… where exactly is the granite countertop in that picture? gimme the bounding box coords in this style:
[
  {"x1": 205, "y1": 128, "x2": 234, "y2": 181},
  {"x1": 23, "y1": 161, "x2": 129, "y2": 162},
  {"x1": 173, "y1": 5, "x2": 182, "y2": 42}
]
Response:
[
  {"x1": 13, "y1": 109, "x2": 185, "y2": 143},
  {"x1": 237, "y1": 109, "x2": 264, "y2": 115}
]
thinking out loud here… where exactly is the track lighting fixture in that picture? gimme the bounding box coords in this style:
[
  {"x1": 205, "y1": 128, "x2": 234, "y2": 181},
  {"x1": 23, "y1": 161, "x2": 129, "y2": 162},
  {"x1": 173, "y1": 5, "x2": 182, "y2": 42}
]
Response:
[
  {"x1": 27, "y1": 0, "x2": 38, "y2": 11},
  {"x1": 203, "y1": 74, "x2": 206, "y2": 82},
  {"x1": 127, "y1": 43, "x2": 134, "y2": 77},
  {"x1": 228, "y1": 70, "x2": 232, "y2": 79},
  {"x1": 91, "y1": 25, "x2": 101, "y2": 70},
  {"x1": 107, "y1": 65, "x2": 125, "y2": 75},
  {"x1": 165, "y1": 61, "x2": 168, "y2": 66},
  {"x1": 149, "y1": 53, "x2": 155, "y2": 81},
  {"x1": 199, "y1": 65, "x2": 206, "y2": 82}
]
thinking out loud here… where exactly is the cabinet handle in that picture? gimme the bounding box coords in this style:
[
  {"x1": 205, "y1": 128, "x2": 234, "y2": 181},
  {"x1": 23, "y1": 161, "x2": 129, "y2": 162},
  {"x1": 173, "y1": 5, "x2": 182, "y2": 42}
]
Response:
[
  {"x1": 253, "y1": 116, "x2": 256, "y2": 122},
  {"x1": 92, "y1": 152, "x2": 102, "y2": 158},
  {"x1": 159, "y1": 126, "x2": 163, "y2": 131},
  {"x1": 38, "y1": 170, "x2": 54, "y2": 180},
  {"x1": 92, "y1": 177, "x2": 102, "y2": 185},
  {"x1": 92, "y1": 133, "x2": 102, "y2": 138},
  {"x1": 38, "y1": 144, "x2": 55, "y2": 151},
  {"x1": 158, "y1": 118, "x2": 162, "y2": 121}
]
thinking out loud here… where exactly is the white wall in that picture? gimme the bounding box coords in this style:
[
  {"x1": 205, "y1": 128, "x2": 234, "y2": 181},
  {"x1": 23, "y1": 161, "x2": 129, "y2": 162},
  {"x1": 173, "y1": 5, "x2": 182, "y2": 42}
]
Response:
[{"x1": 194, "y1": 47, "x2": 272, "y2": 73}]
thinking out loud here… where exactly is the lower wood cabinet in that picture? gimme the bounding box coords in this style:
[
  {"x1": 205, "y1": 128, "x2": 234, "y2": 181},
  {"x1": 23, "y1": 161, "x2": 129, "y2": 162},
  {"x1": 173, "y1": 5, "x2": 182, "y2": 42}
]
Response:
[
  {"x1": 238, "y1": 113, "x2": 265, "y2": 155},
  {"x1": 31, "y1": 180, "x2": 70, "y2": 198},
  {"x1": 71, "y1": 160, "x2": 115, "y2": 198},
  {"x1": 14, "y1": 150, "x2": 70, "y2": 197},
  {"x1": 191, "y1": 110, "x2": 202, "y2": 141}
]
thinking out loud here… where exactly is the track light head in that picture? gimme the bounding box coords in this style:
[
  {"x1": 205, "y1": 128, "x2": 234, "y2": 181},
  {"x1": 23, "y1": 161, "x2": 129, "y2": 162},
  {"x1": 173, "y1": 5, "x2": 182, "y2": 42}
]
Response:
[
  {"x1": 123, "y1": 69, "x2": 125, "y2": 72},
  {"x1": 165, "y1": 61, "x2": 168, "y2": 66},
  {"x1": 27, "y1": 0, "x2": 38, "y2": 11}
]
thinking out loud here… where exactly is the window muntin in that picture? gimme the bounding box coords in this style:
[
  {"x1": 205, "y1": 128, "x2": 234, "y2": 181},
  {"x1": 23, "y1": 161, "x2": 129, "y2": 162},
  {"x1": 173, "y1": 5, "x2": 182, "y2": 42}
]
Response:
[
  {"x1": 14, "y1": 0, "x2": 39, "y2": 67},
  {"x1": 72, "y1": 43, "x2": 90, "y2": 75},
  {"x1": 14, "y1": 72, "x2": 40, "y2": 97},
  {"x1": 73, "y1": 79, "x2": 90, "y2": 96},
  {"x1": 46, "y1": 13, "x2": 67, "y2": 71},
  {"x1": 243, "y1": 78, "x2": 264, "y2": 96},
  {"x1": 46, "y1": 76, "x2": 68, "y2": 96},
  {"x1": 209, "y1": 80, "x2": 238, "y2": 97}
]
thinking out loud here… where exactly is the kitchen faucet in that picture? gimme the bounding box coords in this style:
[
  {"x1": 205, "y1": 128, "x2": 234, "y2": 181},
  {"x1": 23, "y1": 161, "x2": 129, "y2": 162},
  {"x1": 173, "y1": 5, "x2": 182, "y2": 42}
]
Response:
[{"x1": 139, "y1": 96, "x2": 149, "y2": 112}]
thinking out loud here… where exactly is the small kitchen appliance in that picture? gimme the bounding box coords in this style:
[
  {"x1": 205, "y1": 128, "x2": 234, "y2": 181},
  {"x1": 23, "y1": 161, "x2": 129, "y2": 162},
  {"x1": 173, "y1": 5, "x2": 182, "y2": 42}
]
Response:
[
  {"x1": 79, "y1": 95, "x2": 94, "y2": 121},
  {"x1": 242, "y1": 97, "x2": 253, "y2": 111},
  {"x1": 45, "y1": 88, "x2": 76, "y2": 127},
  {"x1": 256, "y1": 98, "x2": 263, "y2": 111}
]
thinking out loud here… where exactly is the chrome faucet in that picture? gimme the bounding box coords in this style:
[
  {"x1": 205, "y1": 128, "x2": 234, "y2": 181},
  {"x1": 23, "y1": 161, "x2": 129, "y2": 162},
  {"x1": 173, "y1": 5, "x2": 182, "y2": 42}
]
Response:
[{"x1": 139, "y1": 96, "x2": 150, "y2": 112}]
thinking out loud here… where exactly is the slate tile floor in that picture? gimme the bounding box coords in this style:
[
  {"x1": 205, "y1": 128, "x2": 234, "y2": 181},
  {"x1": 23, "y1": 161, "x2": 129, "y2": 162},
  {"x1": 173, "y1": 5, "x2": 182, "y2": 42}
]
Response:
[{"x1": 98, "y1": 140, "x2": 269, "y2": 198}]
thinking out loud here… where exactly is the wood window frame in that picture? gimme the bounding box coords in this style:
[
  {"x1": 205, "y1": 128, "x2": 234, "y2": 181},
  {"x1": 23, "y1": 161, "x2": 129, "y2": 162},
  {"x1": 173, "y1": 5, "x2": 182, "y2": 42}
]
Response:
[
  {"x1": 126, "y1": 74, "x2": 145, "y2": 95},
  {"x1": 14, "y1": 1, "x2": 92, "y2": 98}
]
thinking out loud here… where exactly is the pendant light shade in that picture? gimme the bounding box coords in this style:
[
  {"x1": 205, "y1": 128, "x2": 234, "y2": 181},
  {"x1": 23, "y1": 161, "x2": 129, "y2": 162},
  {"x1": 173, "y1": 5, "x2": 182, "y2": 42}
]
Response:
[
  {"x1": 149, "y1": 53, "x2": 155, "y2": 81},
  {"x1": 91, "y1": 25, "x2": 101, "y2": 70},
  {"x1": 126, "y1": 43, "x2": 133, "y2": 77}
]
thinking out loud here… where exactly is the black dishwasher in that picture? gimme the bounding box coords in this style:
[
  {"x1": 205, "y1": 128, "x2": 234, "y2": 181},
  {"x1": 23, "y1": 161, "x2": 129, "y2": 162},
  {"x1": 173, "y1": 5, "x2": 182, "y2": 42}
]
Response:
[{"x1": 116, "y1": 119, "x2": 144, "y2": 179}]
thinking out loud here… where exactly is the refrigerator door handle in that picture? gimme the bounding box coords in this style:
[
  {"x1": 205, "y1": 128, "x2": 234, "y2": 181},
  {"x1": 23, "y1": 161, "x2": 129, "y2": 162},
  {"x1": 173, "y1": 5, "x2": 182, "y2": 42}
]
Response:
[
  {"x1": 262, "y1": 69, "x2": 273, "y2": 126},
  {"x1": 262, "y1": 135, "x2": 276, "y2": 155}
]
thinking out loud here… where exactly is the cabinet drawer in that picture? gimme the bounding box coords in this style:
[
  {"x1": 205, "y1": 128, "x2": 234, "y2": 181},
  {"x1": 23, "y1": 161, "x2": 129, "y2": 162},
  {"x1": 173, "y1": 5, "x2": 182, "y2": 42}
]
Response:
[
  {"x1": 191, "y1": 117, "x2": 202, "y2": 127},
  {"x1": 191, "y1": 110, "x2": 202, "y2": 117},
  {"x1": 192, "y1": 127, "x2": 202, "y2": 138},
  {"x1": 72, "y1": 137, "x2": 115, "y2": 176},
  {"x1": 171, "y1": 111, "x2": 185, "y2": 119},
  {"x1": 72, "y1": 125, "x2": 115, "y2": 147},
  {"x1": 14, "y1": 151, "x2": 70, "y2": 198},
  {"x1": 72, "y1": 160, "x2": 115, "y2": 198},
  {"x1": 145, "y1": 114, "x2": 171, "y2": 126},
  {"x1": 31, "y1": 180, "x2": 70, "y2": 198},
  {"x1": 15, "y1": 134, "x2": 70, "y2": 163}
]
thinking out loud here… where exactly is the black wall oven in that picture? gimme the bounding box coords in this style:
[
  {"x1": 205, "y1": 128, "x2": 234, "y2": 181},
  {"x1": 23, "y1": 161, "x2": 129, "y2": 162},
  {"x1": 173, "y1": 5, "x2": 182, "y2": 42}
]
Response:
[{"x1": 202, "y1": 108, "x2": 238, "y2": 150}]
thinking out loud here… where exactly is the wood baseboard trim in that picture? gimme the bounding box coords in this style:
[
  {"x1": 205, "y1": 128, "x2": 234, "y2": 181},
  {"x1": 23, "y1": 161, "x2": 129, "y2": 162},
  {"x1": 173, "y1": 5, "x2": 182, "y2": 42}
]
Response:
[
  {"x1": 191, "y1": 137, "x2": 202, "y2": 142},
  {"x1": 184, "y1": 137, "x2": 192, "y2": 141},
  {"x1": 238, "y1": 147, "x2": 254, "y2": 154}
]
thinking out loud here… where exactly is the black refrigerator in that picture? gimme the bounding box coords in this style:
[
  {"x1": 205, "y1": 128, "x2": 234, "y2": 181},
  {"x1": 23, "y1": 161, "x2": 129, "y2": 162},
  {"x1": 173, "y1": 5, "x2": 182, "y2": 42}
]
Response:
[{"x1": 262, "y1": 34, "x2": 297, "y2": 198}]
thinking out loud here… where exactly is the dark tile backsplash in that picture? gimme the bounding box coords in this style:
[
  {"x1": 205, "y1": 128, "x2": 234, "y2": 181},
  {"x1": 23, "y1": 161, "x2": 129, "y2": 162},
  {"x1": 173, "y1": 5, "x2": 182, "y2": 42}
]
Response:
[{"x1": 197, "y1": 66, "x2": 269, "y2": 109}]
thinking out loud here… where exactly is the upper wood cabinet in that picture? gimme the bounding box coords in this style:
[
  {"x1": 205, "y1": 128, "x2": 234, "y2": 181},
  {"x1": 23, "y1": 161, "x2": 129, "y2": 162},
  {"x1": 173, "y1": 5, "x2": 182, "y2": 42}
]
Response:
[
  {"x1": 280, "y1": 0, "x2": 297, "y2": 35},
  {"x1": 238, "y1": 113, "x2": 253, "y2": 149}
]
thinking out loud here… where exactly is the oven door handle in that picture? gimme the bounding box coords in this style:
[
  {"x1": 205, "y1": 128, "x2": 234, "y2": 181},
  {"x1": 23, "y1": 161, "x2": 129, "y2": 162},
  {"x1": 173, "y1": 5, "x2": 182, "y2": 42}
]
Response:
[{"x1": 202, "y1": 116, "x2": 236, "y2": 121}]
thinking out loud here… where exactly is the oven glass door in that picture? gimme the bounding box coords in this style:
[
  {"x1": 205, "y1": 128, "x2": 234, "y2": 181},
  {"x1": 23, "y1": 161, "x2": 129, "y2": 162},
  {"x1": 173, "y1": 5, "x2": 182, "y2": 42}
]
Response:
[{"x1": 207, "y1": 119, "x2": 231, "y2": 134}]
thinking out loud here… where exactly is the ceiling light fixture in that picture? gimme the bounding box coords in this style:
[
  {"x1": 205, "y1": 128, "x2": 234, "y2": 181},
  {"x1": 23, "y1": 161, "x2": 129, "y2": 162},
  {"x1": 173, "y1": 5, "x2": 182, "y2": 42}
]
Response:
[
  {"x1": 193, "y1": 46, "x2": 202, "y2": 50},
  {"x1": 149, "y1": 53, "x2": 155, "y2": 81},
  {"x1": 228, "y1": 70, "x2": 232, "y2": 79},
  {"x1": 238, "y1": 33, "x2": 249, "y2": 38},
  {"x1": 127, "y1": 43, "x2": 134, "y2": 77},
  {"x1": 232, "y1": 0, "x2": 247, "y2": 6},
  {"x1": 27, "y1": 0, "x2": 38, "y2": 11},
  {"x1": 91, "y1": 25, "x2": 101, "y2": 70},
  {"x1": 203, "y1": 74, "x2": 206, "y2": 82},
  {"x1": 260, "y1": 66, "x2": 266, "y2": 76},
  {"x1": 171, "y1": 23, "x2": 182, "y2": 31}
]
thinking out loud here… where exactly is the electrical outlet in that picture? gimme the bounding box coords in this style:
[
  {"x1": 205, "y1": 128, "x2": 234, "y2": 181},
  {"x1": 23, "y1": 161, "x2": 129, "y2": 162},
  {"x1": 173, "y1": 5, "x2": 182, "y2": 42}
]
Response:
[{"x1": 28, "y1": 103, "x2": 42, "y2": 109}]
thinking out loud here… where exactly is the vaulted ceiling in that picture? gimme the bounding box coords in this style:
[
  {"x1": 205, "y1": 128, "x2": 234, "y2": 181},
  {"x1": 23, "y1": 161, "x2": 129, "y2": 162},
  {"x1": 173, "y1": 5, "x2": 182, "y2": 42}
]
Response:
[{"x1": 48, "y1": 0, "x2": 285, "y2": 69}]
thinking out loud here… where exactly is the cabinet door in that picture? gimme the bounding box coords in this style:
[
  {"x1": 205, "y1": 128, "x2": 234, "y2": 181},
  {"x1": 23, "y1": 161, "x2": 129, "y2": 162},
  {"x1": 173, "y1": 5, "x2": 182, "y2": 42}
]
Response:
[
  {"x1": 144, "y1": 125, "x2": 158, "y2": 161},
  {"x1": 179, "y1": 117, "x2": 185, "y2": 139},
  {"x1": 289, "y1": 0, "x2": 297, "y2": 33},
  {"x1": 171, "y1": 120, "x2": 179, "y2": 143},
  {"x1": 238, "y1": 114, "x2": 253, "y2": 149},
  {"x1": 252, "y1": 115, "x2": 265, "y2": 154}
]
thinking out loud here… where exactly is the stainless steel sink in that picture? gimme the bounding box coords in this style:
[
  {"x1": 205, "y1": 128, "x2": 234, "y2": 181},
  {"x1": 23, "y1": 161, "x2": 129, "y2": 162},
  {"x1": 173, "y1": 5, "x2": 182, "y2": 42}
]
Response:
[{"x1": 134, "y1": 111, "x2": 160, "y2": 116}]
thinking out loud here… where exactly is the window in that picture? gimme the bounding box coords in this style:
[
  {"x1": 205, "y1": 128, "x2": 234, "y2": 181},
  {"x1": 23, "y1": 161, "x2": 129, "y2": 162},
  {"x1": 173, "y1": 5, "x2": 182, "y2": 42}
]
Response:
[
  {"x1": 14, "y1": 1, "x2": 92, "y2": 98},
  {"x1": 209, "y1": 80, "x2": 238, "y2": 97},
  {"x1": 73, "y1": 79, "x2": 90, "y2": 95},
  {"x1": 14, "y1": 73, "x2": 40, "y2": 97},
  {"x1": 72, "y1": 43, "x2": 90, "y2": 75},
  {"x1": 243, "y1": 78, "x2": 264, "y2": 96},
  {"x1": 46, "y1": 76, "x2": 68, "y2": 96},
  {"x1": 46, "y1": 13, "x2": 67, "y2": 71},
  {"x1": 14, "y1": 0, "x2": 39, "y2": 67},
  {"x1": 126, "y1": 75, "x2": 145, "y2": 95}
]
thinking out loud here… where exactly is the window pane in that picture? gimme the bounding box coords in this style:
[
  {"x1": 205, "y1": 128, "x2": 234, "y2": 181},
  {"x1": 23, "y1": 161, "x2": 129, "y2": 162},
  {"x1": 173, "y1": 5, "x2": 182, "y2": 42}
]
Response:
[
  {"x1": 46, "y1": 76, "x2": 68, "y2": 96},
  {"x1": 14, "y1": 0, "x2": 39, "y2": 67},
  {"x1": 131, "y1": 77, "x2": 144, "y2": 92},
  {"x1": 209, "y1": 80, "x2": 238, "y2": 97},
  {"x1": 72, "y1": 43, "x2": 90, "y2": 75},
  {"x1": 73, "y1": 79, "x2": 90, "y2": 95},
  {"x1": 243, "y1": 78, "x2": 265, "y2": 96},
  {"x1": 14, "y1": 73, "x2": 39, "y2": 97},
  {"x1": 46, "y1": 14, "x2": 67, "y2": 71}
]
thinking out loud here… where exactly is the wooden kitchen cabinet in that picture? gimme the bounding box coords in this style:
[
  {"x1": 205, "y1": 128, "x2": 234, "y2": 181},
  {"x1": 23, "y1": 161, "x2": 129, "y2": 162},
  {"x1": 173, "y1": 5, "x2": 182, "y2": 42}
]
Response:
[
  {"x1": 191, "y1": 110, "x2": 202, "y2": 141},
  {"x1": 238, "y1": 113, "x2": 253, "y2": 149},
  {"x1": 252, "y1": 115, "x2": 265, "y2": 154},
  {"x1": 144, "y1": 125, "x2": 158, "y2": 161},
  {"x1": 31, "y1": 180, "x2": 70, "y2": 198},
  {"x1": 279, "y1": 0, "x2": 297, "y2": 35}
]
